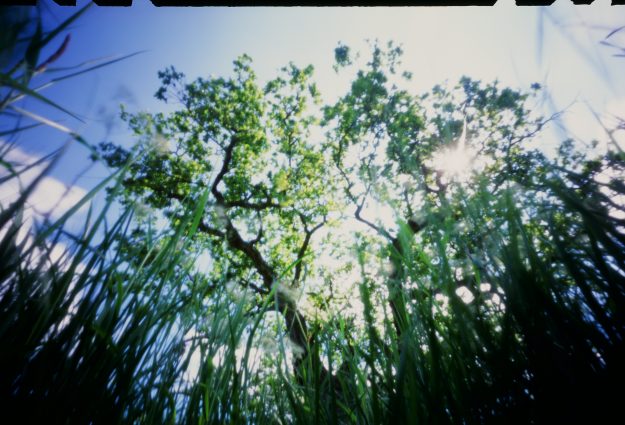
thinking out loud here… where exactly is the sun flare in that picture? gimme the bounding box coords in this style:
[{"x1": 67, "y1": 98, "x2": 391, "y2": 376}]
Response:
[{"x1": 430, "y1": 119, "x2": 475, "y2": 182}]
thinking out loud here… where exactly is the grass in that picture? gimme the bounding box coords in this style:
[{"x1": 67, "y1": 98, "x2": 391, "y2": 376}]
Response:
[{"x1": 2, "y1": 5, "x2": 625, "y2": 424}]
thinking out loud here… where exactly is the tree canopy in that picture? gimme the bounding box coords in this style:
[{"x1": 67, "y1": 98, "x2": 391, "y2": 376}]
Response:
[{"x1": 98, "y1": 42, "x2": 625, "y2": 423}]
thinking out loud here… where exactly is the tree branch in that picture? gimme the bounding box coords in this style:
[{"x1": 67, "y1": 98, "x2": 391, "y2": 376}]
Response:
[
  {"x1": 198, "y1": 220, "x2": 225, "y2": 238},
  {"x1": 223, "y1": 216, "x2": 274, "y2": 289},
  {"x1": 211, "y1": 134, "x2": 238, "y2": 203},
  {"x1": 223, "y1": 199, "x2": 281, "y2": 210},
  {"x1": 250, "y1": 210, "x2": 263, "y2": 245},
  {"x1": 292, "y1": 213, "x2": 326, "y2": 286},
  {"x1": 354, "y1": 185, "x2": 393, "y2": 241}
]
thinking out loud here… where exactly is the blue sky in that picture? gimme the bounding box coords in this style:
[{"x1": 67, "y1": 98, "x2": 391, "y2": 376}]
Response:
[{"x1": 2, "y1": 1, "x2": 625, "y2": 228}]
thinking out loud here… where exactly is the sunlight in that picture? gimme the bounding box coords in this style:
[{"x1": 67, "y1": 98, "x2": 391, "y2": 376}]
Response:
[
  {"x1": 430, "y1": 119, "x2": 476, "y2": 182},
  {"x1": 455, "y1": 286, "x2": 475, "y2": 304},
  {"x1": 435, "y1": 145, "x2": 472, "y2": 177}
]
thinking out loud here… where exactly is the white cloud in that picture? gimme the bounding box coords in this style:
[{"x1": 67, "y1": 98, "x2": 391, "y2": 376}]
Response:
[{"x1": 0, "y1": 144, "x2": 88, "y2": 222}]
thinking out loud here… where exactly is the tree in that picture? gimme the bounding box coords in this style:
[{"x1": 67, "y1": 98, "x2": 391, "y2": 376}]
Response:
[
  {"x1": 323, "y1": 42, "x2": 548, "y2": 339},
  {"x1": 100, "y1": 43, "x2": 625, "y2": 423},
  {"x1": 100, "y1": 55, "x2": 336, "y2": 380},
  {"x1": 321, "y1": 42, "x2": 625, "y2": 423}
]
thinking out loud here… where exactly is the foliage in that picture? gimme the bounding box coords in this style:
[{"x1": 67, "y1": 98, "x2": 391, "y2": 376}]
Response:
[{"x1": 2, "y1": 11, "x2": 625, "y2": 424}]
